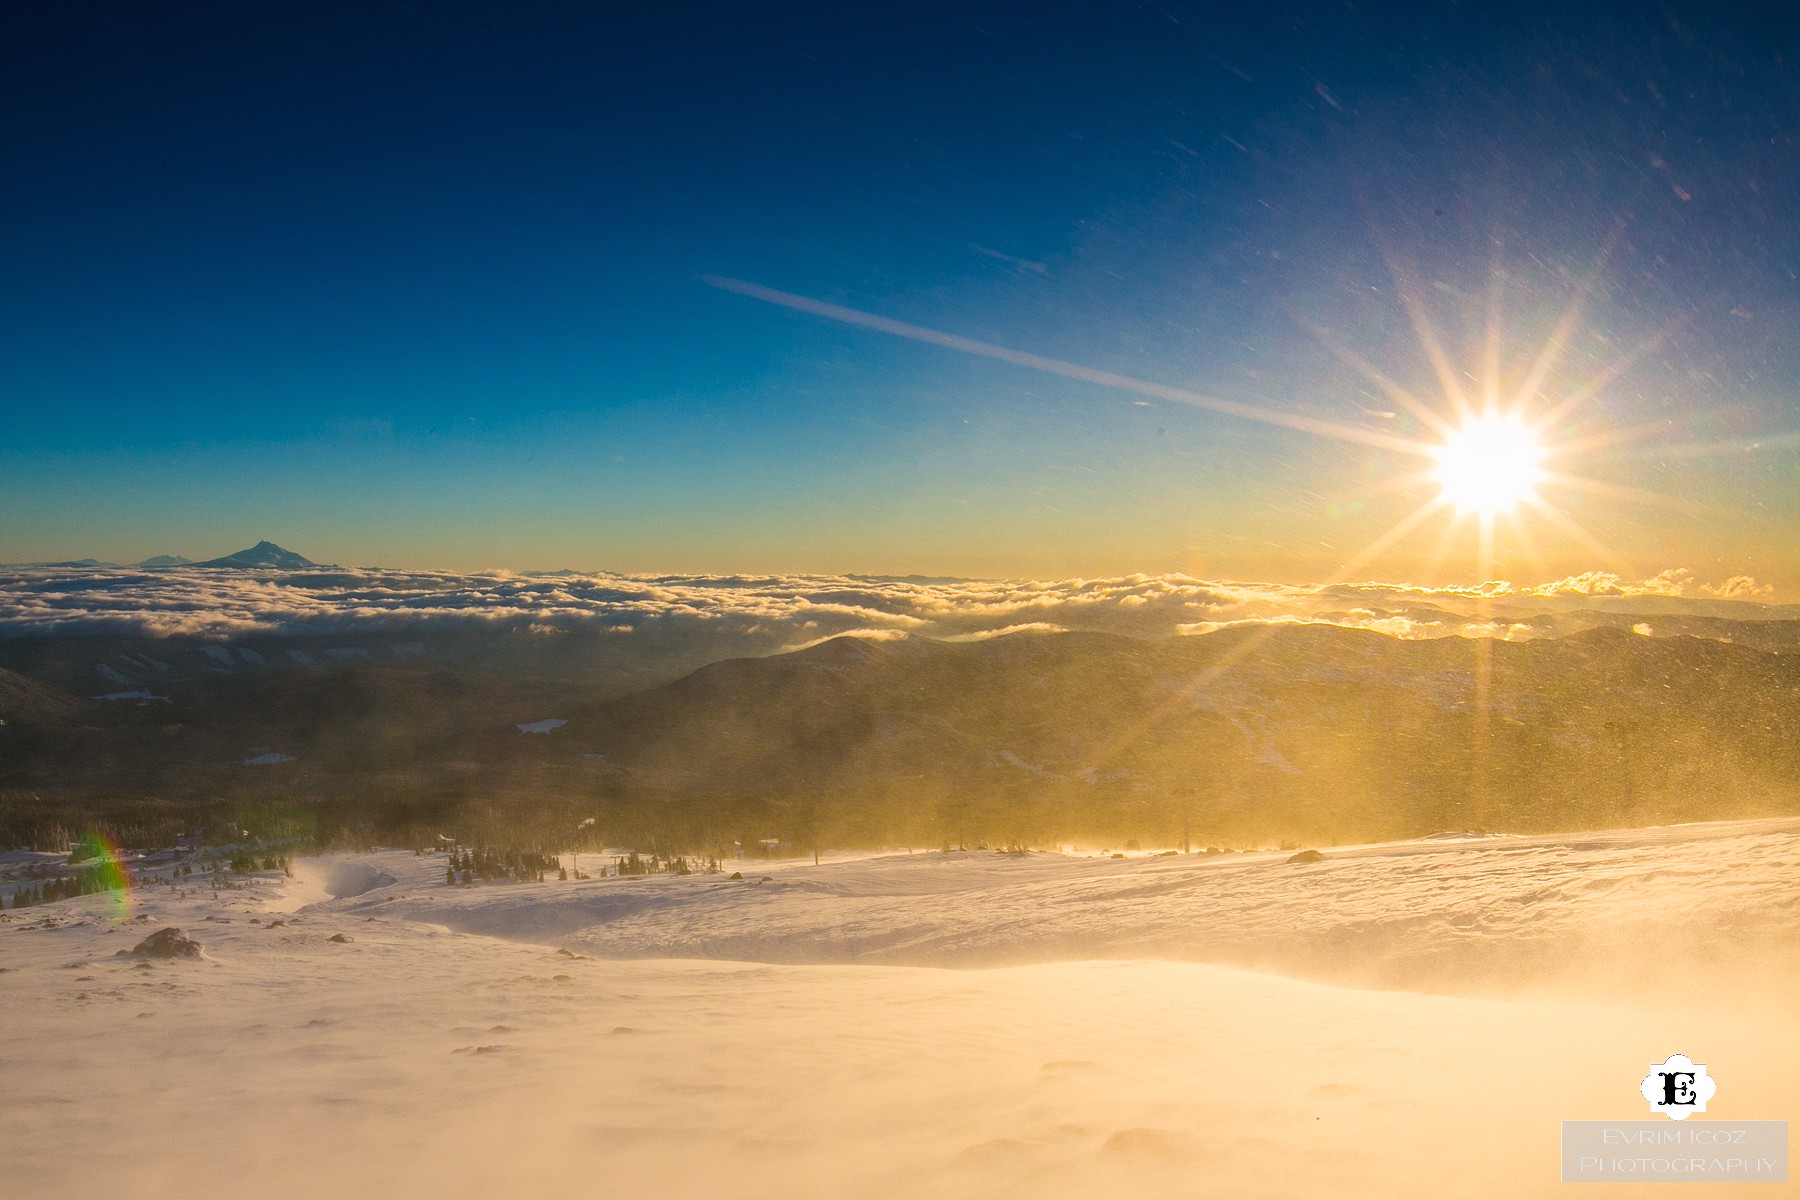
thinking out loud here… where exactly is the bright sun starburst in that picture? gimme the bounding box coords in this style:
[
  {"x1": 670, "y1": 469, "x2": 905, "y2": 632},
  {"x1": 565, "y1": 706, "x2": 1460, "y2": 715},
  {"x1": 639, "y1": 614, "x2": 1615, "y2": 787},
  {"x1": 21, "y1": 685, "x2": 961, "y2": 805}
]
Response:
[
  {"x1": 1430, "y1": 414, "x2": 1544, "y2": 516},
  {"x1": 708, "y1": 265, "x2": 1740, "y2": 590}
]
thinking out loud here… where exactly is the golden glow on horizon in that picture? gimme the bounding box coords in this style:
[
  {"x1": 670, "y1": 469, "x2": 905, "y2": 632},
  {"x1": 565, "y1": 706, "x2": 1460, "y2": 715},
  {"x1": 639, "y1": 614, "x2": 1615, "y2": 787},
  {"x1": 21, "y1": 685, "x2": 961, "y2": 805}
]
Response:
[{"x1": 1430, "y1": 414, "x2": 1544, "y2": 517}]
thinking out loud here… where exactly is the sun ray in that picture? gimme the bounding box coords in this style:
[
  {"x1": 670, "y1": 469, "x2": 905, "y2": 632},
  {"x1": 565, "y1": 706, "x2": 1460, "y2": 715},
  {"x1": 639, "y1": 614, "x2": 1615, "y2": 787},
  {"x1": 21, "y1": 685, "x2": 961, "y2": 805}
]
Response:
[
  {"x1": 1501, "y1": 508, "x2": 1551, "y2": 586},
  {"x1": 1520, "y1": 493, "x2": 1635, "y2": 575},
  {"x1": 1080, "y1": 493, "x2": 1453, "y2": 772},
  {"x1": 1471, "y1": 630, "x2": 1494, "y2": 822},
  {"x1": 1421, "y1": 506, "x2": 1473, "y2": 582},
  {"x1": 1509, "y1": 257, "x2": 1610, "y2": 417},
  {"x1": 1541, "y1": 418, "x2": 1679, "y2": 460},
  {"x1": 1301, "y1": 321, "x2": 1459, "y2": 438},
  {"x1": 1537, "y1": 469, "x2": 1729, "y2": 515},
  {"x1": 1332, "y1": 493, "x2": 1456, "y2": 580},
  {"x1": 1336, "y1": 470, "x2": 1438, "y2": 505},
  {"x1": 1364, "y1": 232, "x2": 1476, "y2": 423},
  {"x1": 1529, "y1": 318, "x2": 1685, "y2": 436},
  {"x1": 1077, "y1": 617, "x2": 1300, "y2": 777},
  {"x1": 1481, "y1": 267, "x2": 1505, "y2": 414},
  {"x1": 1395, "y1": 278, "x2": 1477, "y2": 424},
  {"x1": 1478, "y1": 509, "x2": 1497, "y2": 582},
  {"x1": 1575, "y1": 430, "x2": 1800, "y2": 464}
]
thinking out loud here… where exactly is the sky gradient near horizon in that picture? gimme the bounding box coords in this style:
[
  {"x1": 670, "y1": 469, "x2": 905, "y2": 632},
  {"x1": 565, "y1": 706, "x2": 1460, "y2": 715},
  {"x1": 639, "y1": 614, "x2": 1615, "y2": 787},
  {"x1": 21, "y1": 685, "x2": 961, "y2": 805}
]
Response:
[{"x1": 5, "y1": 3, "x2": 1800, "y2": 589}]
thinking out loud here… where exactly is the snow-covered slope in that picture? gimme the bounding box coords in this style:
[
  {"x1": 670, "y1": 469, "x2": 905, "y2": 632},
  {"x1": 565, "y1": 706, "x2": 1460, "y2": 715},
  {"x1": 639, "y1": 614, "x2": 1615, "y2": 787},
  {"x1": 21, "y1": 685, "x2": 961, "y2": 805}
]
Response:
[
  {"x1": 375, "y1": 818, "x2": 1800, "y2": 999},
  {"x1": 1, "y1": 820, "x2": 1794, "y2": 1200}
]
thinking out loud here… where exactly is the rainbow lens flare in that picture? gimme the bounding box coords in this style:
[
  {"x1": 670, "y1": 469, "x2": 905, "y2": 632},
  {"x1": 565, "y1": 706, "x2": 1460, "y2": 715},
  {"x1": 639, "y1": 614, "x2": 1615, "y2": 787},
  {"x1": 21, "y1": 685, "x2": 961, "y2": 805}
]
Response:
[{"x1": 73, "y1": 831, "x2": 134, "y2": 917}]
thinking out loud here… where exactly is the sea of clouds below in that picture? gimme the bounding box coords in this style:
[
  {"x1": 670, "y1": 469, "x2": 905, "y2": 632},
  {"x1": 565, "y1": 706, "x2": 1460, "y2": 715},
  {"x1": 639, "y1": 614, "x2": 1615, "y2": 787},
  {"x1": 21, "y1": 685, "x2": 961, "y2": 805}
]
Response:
[{"x1": 0, "y1": 563, "x2": 1784, "y2": 649}]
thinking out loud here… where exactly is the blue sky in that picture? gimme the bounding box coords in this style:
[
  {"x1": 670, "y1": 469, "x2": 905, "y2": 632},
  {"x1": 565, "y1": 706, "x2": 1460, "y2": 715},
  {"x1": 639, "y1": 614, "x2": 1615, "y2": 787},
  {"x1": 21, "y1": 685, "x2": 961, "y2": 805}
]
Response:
[{"x1": 5, "y1": 3, "x2": 1799, "y2": 585}]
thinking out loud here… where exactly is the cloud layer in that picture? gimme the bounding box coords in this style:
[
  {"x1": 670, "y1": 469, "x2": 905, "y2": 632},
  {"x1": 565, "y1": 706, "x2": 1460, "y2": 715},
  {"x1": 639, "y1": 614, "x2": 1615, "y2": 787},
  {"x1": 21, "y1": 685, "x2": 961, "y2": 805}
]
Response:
[{"x1": 0, "y1": 565, "x2": 1784, "y2": 646}]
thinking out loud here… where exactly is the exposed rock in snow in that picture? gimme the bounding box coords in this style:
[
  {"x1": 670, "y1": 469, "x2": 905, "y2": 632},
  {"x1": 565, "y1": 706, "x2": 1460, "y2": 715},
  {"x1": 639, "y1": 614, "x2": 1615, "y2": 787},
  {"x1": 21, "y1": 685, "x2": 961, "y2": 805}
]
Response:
[{"x1": 122, "y1": 927, "x2": 203, "y2": 959}]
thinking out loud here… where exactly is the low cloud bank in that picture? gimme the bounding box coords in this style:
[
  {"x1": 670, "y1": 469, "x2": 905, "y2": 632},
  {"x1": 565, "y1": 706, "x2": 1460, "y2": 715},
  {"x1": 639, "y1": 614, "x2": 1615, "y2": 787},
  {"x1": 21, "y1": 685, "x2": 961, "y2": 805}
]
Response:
[{"x1": 0, "y1": 564, "x2": 1784, "y2": 647}]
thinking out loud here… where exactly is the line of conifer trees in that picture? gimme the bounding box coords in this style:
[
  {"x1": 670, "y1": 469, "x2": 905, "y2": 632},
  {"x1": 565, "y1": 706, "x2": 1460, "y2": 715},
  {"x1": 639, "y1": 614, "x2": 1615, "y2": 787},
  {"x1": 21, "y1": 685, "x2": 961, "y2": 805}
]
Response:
[
  {"x1": 442, "y1": 846, "x2": 561, "y2": 885},
  {"x1": 5, "y1": 863, "x2": 125, "y2": 908}
]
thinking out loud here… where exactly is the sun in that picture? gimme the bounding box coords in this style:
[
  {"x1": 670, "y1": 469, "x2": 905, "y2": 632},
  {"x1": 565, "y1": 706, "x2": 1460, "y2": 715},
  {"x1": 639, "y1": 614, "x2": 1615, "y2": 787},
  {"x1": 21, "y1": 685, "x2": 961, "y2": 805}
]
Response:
[
  {"x1": 1430, "y1": 414, "x2": 1545, "y2": 516},
  {"x1": 713, "y1": 268, "x2": 1712, "y2": 583}
]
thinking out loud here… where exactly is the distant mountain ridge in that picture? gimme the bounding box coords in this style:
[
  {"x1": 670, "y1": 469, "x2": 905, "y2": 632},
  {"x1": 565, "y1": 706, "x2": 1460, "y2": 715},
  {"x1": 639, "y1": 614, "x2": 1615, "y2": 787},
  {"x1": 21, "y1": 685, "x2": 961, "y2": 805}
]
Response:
[
  {"x1": 1, "y1": 543, "x2": 318, "y2": 570},
  {"x1": 2, "y1": 622, "x2": 1797, "y2": 850},
  {"x1": 5, "y1": 559, "x2": 118, "y2": 569}
]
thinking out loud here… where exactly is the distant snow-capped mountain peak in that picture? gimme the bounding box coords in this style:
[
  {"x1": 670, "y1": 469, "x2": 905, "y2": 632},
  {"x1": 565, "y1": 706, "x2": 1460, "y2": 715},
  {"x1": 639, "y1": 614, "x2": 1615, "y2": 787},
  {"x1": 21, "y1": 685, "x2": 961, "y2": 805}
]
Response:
[{"x1": 193, "y1": 541, "x2": 325, "y2": 570}]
